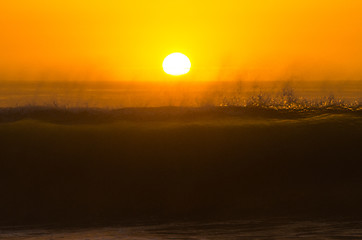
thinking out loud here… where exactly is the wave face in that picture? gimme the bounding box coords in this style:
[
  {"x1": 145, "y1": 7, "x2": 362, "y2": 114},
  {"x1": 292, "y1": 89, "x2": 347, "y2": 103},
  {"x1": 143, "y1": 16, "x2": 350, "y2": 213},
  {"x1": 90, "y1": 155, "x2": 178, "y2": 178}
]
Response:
[
  {"x1": 0, "y1": 105, "x2": 361, "y2": 124},
  {"x1": 0, "y1": 106, "x2": 361, "y2": 225}
]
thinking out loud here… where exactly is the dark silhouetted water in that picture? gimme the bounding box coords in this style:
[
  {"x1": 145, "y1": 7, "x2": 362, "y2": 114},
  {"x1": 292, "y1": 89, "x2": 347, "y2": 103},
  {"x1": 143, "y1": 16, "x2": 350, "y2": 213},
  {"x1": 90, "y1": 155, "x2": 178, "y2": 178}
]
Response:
[{"x1": 2, "y1": 219, "x2": 362, "y2": 239}]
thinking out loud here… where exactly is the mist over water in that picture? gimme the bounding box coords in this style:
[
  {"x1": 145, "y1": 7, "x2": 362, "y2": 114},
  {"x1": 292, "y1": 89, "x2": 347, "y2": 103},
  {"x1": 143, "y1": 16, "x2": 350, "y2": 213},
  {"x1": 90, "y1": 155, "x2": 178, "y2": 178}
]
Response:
[{"x1": 0, "y1": 80, "x2": 361, "y2": 108}]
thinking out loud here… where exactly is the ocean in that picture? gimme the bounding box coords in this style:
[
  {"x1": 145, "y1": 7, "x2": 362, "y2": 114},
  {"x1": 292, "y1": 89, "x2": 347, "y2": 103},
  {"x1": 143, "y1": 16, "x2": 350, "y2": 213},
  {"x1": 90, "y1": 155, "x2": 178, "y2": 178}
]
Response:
[
  {"x1": 0, "y1": 80, "x2": 361, "y2": 238},
  {"x1": 2, "y1": 219, "x2": 362, "y2": 239}
]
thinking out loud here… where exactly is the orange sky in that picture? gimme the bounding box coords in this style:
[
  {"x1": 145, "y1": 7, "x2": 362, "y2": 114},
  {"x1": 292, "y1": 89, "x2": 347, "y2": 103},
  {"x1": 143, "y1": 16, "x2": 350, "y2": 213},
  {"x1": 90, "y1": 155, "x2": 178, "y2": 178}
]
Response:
[{"x1": 1, "y1": 0, "x2": 362, "y2": 82}]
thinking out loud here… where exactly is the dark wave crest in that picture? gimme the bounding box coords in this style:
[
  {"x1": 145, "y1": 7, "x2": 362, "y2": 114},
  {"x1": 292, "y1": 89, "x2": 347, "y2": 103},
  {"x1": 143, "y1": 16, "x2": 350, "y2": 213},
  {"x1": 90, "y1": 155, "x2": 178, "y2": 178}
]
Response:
[{"x1": 0, "y1": 106, "x2": 361, "y2": 225}]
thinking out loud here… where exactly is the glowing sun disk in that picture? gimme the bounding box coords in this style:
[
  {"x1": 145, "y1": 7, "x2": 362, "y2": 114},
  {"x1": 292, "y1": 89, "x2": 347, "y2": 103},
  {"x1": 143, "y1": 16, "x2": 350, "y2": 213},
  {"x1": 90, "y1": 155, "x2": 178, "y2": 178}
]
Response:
[{"x1": 163, "y1": 53, "x2": 191, "y2": 76}]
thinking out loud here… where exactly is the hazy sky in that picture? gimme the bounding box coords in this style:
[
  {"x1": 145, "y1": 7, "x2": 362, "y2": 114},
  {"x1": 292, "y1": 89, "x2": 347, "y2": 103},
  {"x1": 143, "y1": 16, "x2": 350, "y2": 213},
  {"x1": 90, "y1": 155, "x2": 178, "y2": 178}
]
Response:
[{"x1": 1, "y1": 0, "x2": 362, "y2": 81}]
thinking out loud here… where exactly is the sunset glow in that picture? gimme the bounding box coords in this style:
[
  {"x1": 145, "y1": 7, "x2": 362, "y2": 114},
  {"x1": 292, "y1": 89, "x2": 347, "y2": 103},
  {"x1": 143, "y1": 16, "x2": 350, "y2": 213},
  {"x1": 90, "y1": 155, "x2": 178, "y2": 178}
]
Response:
[
  {"x1": 1, "y1": 1, "x2": 362, "y2": 82},
  {"x1": 0, "y1": 0, "x2": 361, "y2": 235}
]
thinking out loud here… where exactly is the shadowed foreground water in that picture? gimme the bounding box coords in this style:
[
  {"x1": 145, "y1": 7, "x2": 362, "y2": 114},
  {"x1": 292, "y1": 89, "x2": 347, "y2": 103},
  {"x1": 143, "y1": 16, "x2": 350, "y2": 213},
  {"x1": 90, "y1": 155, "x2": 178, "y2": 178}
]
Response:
[
  {"x1": 0, "y1": 106, "x2": 361, "y2": 235},
  {"x1": 1, "y1": 219, "x2": 362, "y2": 239}
]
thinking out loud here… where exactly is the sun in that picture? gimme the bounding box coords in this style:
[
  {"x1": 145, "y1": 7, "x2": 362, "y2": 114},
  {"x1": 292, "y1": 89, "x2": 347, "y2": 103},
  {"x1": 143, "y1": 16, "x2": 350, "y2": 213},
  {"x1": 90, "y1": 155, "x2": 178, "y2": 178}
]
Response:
[{"x1": 162, "y1": 53, "x2": 191, "y2": 76}]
